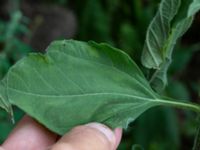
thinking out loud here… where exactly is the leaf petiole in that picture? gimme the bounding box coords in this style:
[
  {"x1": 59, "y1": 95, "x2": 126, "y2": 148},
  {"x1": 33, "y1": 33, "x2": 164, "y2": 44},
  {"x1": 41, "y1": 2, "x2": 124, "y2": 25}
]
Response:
[{"x1": 156, "y1": 99, "x2": 200, "y2": 113}]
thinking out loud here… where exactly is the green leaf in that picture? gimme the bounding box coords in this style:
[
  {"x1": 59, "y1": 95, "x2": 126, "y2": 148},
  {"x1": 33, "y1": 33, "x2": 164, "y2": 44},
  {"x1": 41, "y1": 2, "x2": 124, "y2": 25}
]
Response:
[
  {"x1": 142, "y1": 0, "x2": 180, "y2": 68},
  {"x1": 141, "y1": 0, "x2": 200, "y2": 91},
  {"x1": 1, "y1": 40, "x2": 199, "y2": 135},
  {"x1": 2, "y1": 40, "x2": 160, "y2": 135}
]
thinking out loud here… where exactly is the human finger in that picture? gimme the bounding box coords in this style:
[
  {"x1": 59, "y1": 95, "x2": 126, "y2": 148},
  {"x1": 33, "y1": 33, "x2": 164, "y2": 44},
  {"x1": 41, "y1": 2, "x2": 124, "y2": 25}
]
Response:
[
  {"x1": 1, "y1": 115, "x2": 58, "y2": 150},
  {"x1": 50, "y1": 123, "x2": 122, "y2": 150}
]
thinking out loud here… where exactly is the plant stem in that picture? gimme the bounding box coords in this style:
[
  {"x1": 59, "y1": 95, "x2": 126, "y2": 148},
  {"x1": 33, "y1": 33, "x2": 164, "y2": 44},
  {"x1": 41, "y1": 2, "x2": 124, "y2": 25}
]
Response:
[{"x1": 156, "y1": 99, "x2": 200, "y2": 113}]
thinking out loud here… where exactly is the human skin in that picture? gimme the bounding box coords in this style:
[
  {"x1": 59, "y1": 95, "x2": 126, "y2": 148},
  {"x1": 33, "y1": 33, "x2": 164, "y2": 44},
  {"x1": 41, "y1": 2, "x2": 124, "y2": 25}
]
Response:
[{"x1": 0, "y1": 116, "x2": 122, "y2": 150}]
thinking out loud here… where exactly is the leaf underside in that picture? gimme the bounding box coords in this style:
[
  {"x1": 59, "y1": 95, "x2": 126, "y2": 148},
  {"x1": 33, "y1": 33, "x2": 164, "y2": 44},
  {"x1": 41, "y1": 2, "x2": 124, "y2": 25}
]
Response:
[
  {"x1": 0, "y1": 40, "x2": 162, "y2": 135},
  {"x1": 141, "y1": 0, "x2": 200, "y2": 92}
]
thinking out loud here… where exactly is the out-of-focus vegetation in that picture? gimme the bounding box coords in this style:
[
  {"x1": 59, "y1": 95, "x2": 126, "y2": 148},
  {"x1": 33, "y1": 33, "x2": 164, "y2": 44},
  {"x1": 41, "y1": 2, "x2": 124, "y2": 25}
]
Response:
[{"x1": 0, "y1": 0, "x2": 199, "y2": 149}]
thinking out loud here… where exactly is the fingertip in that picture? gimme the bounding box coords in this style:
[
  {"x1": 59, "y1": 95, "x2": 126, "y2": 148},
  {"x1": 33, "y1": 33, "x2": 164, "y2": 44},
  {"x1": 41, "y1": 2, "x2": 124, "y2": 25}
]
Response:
[
  {"x1": 85, "y1": 123, "x2": 116, "y2": 144},
  {"x1": 2, "y1": 115, "x2": 57, "y2": 150},
  {"x1": 114, "y1": 128, "x2": 123, "y2": 148},
  {"x1": 52, "y1": 123, "x2": 119, "y2": 150}
]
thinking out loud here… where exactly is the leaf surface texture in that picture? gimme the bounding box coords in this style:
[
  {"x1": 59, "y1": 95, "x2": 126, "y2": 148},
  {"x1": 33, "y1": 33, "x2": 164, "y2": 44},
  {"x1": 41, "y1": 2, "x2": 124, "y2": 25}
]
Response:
[
  {"x1": 141, "y1": 0, "x2": 200, "y2": 91},
  {"x1": 1, "y1": 40, "x2": 162, "y2": 135}
]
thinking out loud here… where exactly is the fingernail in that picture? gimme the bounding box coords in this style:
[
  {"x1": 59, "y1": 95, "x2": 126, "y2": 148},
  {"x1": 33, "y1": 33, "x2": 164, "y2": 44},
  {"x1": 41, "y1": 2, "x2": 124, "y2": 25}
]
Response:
[{"x1": 85, "y1": 123, "x2": 116, "y2": 143}]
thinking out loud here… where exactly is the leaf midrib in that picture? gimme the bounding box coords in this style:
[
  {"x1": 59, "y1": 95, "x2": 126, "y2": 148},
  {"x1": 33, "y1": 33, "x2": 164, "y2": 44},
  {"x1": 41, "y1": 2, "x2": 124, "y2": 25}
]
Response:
[{"x1": 8, "y1": 87, "x2": 157, "y2": 102}]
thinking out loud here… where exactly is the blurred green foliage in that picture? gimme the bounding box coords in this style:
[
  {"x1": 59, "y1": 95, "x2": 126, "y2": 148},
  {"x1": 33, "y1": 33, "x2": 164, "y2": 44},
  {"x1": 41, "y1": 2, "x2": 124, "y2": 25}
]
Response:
[
  {"x1": 0, "y1": 0, "x2": 31, "y2": 143},
  {"x1": 0, "y1": 0, "x2": 200, "y2": 149}
]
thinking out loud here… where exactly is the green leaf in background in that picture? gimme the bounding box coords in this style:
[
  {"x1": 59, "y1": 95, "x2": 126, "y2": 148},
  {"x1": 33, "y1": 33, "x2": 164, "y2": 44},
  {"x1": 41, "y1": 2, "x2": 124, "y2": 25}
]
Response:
[
  {"x1": 79, "y1": 0, "x2": 111, "y2": 42},
  {"x1": 0, "y1": 54, "x2": 10, "y2": 79},
  {"x1": 119, "y1": 23, "x2": 141, "y2": 57},
  {"x1": 133, "y1": 108, "x2": 180, "y2": 150},
  {"x1": 141, "y1": 0, "x2": 200, "y2": 92},
  {"x1": 0, "y1": 40, "x2": 199, "y2": 136},
  {"x1": 142, "y1": 0, "x2": 180, "y2": 69}
]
